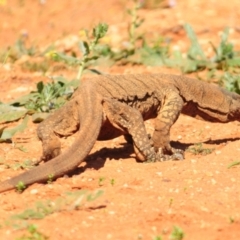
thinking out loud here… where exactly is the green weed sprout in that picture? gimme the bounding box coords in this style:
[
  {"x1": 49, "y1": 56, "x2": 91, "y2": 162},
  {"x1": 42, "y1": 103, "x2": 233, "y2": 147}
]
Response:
[
  {"x1": 16, "y1": 181, "x2": 27, "y2": 193},
  {"x1": 49, "y1": 23, "x2": 108, "y2": 80},
  {"x1": 17, "y1": 224, "x2": 48, "y2": 240},
  {"x1": 170, "y1": 226, "x2": 185, "y2": 240},
  {"x1": 127, "y1": 0, "x2": 144, "y2": 46}
]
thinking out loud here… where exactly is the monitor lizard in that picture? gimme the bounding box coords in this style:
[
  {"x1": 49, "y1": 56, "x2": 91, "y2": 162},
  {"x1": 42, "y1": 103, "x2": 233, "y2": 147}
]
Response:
[{"x1": 0, "y1": 74, "x2": 239, "y2": 193}]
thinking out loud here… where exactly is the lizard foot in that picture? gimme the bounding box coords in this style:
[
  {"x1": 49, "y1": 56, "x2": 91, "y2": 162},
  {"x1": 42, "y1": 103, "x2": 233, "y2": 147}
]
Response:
[
  {"x1": 145, "y1": 148, "x2": 184, "y2": 163},
  {"x1": 169, "y1": 147, "x2": 185, "y2": 160},
  {"x1": 41, "y1": 139, "x2": 61, "y2": 162}
]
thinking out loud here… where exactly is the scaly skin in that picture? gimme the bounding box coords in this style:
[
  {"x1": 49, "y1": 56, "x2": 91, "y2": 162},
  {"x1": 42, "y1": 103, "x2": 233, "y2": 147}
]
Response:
[
  {"x1": 0, "y1": 81, "x2": 103, "y2": 192},
  {"x1": 0, "y1": 74, "x2": 240, "y2": 193}
]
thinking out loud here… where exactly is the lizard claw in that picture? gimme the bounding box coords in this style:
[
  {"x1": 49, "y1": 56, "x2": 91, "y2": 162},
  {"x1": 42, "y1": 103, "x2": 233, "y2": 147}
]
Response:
[
  {"x1": 170, "y1": 148, "x2": 185, "y2": 160},
  {"x1": 155, "y1": 147, "x2": 184, "y2": 162},
  {"x1": 136, "y1": 140, "x2": 184, "y2": 163}
]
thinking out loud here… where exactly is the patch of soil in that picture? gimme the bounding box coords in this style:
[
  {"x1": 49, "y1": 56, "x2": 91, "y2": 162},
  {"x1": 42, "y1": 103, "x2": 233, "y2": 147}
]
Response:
[{"x1": 0, "y1": 1, "x2": 240, "y2": 239}]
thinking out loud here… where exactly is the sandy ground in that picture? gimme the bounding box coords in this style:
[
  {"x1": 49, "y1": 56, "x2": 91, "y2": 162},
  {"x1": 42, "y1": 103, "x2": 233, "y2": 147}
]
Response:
[{"x1": 0, "y1": 1, "x2": 239, "y2": 239}]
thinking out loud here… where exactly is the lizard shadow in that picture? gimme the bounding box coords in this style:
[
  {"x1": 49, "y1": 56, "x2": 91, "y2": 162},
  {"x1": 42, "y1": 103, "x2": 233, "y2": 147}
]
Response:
[
  {"x1": 70, "y1": 140, "x2": 187, "y2": 175},
  {"x1": 69, "y1": 137, "x2": 240, "y2": 176},
  {"x1": 70, "y1": 143, "x2": 134, "y2": 175},
  {"x1": 171, "y1": 136, "x2": 240, "y2": 149},
  {"x1": 204, "y1": 137, "x2": 240, "y2": 144}
]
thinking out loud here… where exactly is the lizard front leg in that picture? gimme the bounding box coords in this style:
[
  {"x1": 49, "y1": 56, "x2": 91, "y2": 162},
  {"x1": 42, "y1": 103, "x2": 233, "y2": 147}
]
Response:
[
  {"x1": 103, "y1": 98, "x2": 166, "y2": 162},
  {"x1": 37, "y1": 99, "x2": 79, "y2": 162},
  {"x1": 153, "y1": 89, "x2": 184, "y2": 160}
]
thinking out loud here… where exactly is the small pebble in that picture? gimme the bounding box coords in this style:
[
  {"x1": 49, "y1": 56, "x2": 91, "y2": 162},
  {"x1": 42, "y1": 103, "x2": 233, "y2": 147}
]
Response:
[
  {"x1": 30, "y1": 189, "x2": 38, "y2": 194},
  {"x1": 231, "y1": 178, "x2": 236, "y2": 182},
  {"x1": 211, "y1": 178, "x2": 217, "y2": 185},
  {"x1": 191, "y1": 159, "x2": 197, "y2": 163}
]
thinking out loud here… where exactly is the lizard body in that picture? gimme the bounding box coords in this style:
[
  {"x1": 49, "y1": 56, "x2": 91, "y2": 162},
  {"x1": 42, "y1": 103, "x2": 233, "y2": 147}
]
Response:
[{"x1": 0, "y1": 74, "x2": 239, "y2": 193}]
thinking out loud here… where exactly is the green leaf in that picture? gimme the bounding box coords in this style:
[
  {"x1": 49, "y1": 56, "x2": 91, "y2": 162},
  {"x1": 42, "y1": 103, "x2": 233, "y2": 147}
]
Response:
[
  {"x1": 164, "y1": 50, "x2": 199, "y2": 73},
  {"x1": 221, "y1": 73, "x2": 240, "y2": 94},
  {"x1": 228, "y1": 161, "x2": 240, "y2": 169},
  {"x1": 18, "y1": 79, "x2": 78, "y2": 113},
  {"x1": 170, "y1": 226, "x2": 185, "y2": 240},
  {"x1": 10, "y1": 93, "x2": 35, "y2": 107},
  {"x1": 0, "y1": 126, "x2": 5, "y2": 137},
  {"x1": 211, "y1": 27, "x2": 238, "y2": 67},
  {"x1": 226, "y1": 57, "x2": 240, "y2": 67},
  {"x1": 92, "y1": 23, "x2": 108, "y2": 39},
  {"x1": 0, "y1": 116, "x2": 29, "y2": 142},
  {"x1": 0, "y1": 104, "x2": 28, "y2": 123},
  {"x1": 79, "y1": 41, "x2": 90, "y2": 55},
  {"x1": 141, "y1": 53, "x2": 164, "y2": 66},
  {"x1": 86, "y1": 190, "x2": 104, "y2": 202},
  {"x1": 51, "y1": 52, "x2": 80, "y2": 66},
  {"x1": 36, "y1": 81, "x2": 44, "y2": 93},
  {"x1": 184, "y1": 23, "x2": 206, "y2": 60},
  {"x1": 139, "y1": 46, "x2": 166, "y2": 66},
  {"x1": 85, "y1": 55, "x2": 99, "y2": 62},
  {"x1": 164, "y1": 50, "x2": 183, "y2": 67},
  {"x1": 221, "y1": 27, "x2": 230, "y2": 43}
]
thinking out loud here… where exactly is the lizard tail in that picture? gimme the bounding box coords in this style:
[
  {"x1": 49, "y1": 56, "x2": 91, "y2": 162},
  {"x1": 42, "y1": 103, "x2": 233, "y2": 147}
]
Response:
[{"x1": 0, "y1": 83, "x2": 103, "y2": 193}]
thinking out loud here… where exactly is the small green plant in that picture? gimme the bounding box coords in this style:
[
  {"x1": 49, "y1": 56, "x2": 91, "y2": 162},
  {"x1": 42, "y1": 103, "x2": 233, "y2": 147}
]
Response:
[
  {"x1": 110, "y1": 178, "x2": 115, "y2": 186},
  {"x1": 0, "y1": 115, "x2": 29, "y2": 142},
  {"x1": 3, "y1": 190, "x2": 103, "y2": 230},
  {"x1": 22, "y1": 79, "x2": 77, "y2": 113},
  {"x1": 8, "y1": 190, "x2": 103, "y2": 224},
  {"x1": 227, "y1": 160, "x2": 240, "y2": 169},
  {"x1": 12, "y1": 160, "x2": 36, "y2": 170},
  {"x1": 220, "y1": 72, "x2": 240, "y2": 94},
  {"x1": 4, "y1": 36, "x2": 37, "y2": 63},
  {"x1": 210, "y1": 27, "x2": 240, "y2": 70},
  {"x1": 170, "y1": 226, "x2": 185, "y2": 240},
  {"x1": 21, "y1": 60, "x2": 50, "y2": 74},
  {"x1": 13, "y1": 201, "x2": 55, "y2": 221},
  {"x1": 229, "y1": 216, "x2": 235, "y2": 223},
  {"x1": 0, "y1": 77, "x2": 79, "y2": 141},
  {"x1": 120, "y1": 1, "x2": 169, "y2": 66},
  {"x1": 152, "y1": 236, "x2": 162, "y2": 240},
  {"x1": 127, "y1": 0, "x2": 144, "y2": 46},
  {"x1": 0, "y1": 48, "x2": 10, "y2": 64},
  {"x1": 98, "y1": 177, "x2": 105, "y2": 186},
  {"x1": 164, "y1": 24, "x2": 209, "y2": 73},
  {"x1": 16, "y1": 224, "x2": 48, "y2": 240},
  {"x1": 47, "y1": 174, "x2": 54, "y2": 184},
  {"x1": 169, "y1": 198, "x2": 173, "y2": 208},
  {"x1": 16, "y1": 181, "x2": 27, "y2": 193},
  {"x1": 187, "y1": 143, "x2": 214, "y2": 156},
  {"x1": 165, "y1": 24, "x2": 240, "y2": 76},
  {"x1": 50, "y1": 23, "x2": 108, "y2": 80}
]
